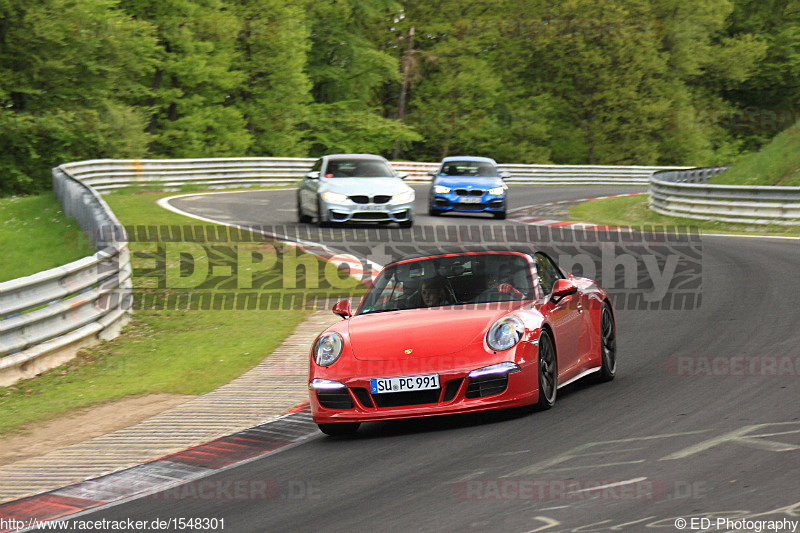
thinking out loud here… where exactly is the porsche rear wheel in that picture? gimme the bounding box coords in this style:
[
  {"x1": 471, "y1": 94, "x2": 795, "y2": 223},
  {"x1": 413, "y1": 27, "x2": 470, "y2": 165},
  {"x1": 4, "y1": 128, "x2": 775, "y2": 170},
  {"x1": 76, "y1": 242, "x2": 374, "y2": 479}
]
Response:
[
  {"x1": 318, "y1": 423, "x2": 360, "y2": 437},
  {"x1": 535, "y1": 329, "x2": 557, "y2": 410},
  {"x1": 597, "y1": 303, "x2": 617, "y2": 382}
]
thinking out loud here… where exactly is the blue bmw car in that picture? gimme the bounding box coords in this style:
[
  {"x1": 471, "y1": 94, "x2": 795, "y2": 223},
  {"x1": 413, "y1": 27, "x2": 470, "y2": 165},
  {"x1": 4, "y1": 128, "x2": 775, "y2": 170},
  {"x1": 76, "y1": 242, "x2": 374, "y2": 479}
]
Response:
[{"x1": 428, "y1": 156, "x2": 509, "y2": 219}]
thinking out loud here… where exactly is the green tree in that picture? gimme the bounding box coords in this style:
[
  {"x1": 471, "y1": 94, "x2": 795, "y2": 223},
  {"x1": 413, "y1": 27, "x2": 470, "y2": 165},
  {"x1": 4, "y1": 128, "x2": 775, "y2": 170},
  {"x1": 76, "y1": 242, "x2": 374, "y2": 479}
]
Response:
[
  {"x1": 0, "y1": 0, "x2": 156, "y2": 193},
  {"x1": 120, "y1": 0, "x2": 251, "y2": 157},
  {"x1": 301, "y1": 0, "x2": 418, "y2": 156},
  {"x1": 228, "y1": 0, "x2": 313, "y2": 156}
]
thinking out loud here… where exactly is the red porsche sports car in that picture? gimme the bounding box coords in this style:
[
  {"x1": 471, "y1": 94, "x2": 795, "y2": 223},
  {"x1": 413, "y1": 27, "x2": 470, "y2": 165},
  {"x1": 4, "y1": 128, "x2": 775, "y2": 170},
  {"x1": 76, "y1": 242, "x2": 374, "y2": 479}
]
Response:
[{"x1": 308, "y1": 250, "x2": 616, "y2": 436}]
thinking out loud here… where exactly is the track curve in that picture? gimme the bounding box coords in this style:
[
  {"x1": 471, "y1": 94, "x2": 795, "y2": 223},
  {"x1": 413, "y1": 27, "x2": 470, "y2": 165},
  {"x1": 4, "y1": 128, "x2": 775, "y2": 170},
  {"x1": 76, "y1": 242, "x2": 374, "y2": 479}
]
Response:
[{"x1": 82, "y1": 186, "x2": 800, "y2": 532}]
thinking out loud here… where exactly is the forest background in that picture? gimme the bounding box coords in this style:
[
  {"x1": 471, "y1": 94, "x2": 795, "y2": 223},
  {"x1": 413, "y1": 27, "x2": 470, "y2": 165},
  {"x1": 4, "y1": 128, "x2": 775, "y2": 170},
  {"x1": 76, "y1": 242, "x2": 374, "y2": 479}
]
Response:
[{"x1": 1, "y1": 0, "x2": 798, "y2": 194}]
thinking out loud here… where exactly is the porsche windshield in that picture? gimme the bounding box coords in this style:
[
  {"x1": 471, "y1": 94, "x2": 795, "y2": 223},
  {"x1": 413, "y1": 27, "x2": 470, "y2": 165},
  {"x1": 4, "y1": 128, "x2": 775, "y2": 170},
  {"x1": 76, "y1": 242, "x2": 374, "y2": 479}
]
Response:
[
  {"x1": 358, "y1": 254, "x2": 533, "y2": 314},
  {"x1": 438, "y1": 161, "x2": 498, "y2": 177},
  {"x1": 324, "y1": 159, "x2": 394, "y2": 178}
]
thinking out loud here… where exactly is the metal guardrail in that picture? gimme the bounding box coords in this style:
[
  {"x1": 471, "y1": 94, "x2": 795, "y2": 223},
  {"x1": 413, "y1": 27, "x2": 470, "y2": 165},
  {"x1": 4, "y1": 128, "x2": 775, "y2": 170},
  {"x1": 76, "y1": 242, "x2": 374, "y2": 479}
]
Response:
[
  {"x1": 61, "y1": 158, "x2": 688, "y2": 192},
  {"x1": 1, "y1": 157, "x2": 685, "y2": 385},
  {"x1": 649, "y1": 167, "x2": 800, "y2": 225},
  {"x1": 0, "y1": 168, "x2": 132, "y2": 386}
]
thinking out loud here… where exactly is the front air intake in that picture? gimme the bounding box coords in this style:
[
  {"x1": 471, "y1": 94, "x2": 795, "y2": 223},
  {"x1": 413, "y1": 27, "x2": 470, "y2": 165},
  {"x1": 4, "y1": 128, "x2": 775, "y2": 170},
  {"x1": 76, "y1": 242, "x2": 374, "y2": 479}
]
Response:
[{"x1": 465, "y1": 374, "x2": 509, "y2": 398}]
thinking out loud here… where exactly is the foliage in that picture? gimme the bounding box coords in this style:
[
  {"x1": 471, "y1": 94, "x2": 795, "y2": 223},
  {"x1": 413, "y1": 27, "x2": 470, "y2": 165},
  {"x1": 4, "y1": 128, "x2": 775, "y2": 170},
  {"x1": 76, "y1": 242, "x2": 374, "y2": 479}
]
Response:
[
  {"x1": 0, "y1": 0, "x2": 797, "y2": 195},
  {"x1": 711, "y1": 121, "x2": 800, "y2": 186}
]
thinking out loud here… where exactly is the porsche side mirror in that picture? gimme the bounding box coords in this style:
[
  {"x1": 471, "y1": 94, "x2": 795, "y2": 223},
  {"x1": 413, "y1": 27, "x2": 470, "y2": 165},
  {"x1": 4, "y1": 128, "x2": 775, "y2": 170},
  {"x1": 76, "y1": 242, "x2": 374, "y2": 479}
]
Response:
[
  {"x1": 397, "y1": 171, "x2": 409, "y2": 180},
  {"x1": 332, "y1": 299, "x2": 352, "y2": 319},
  {"x1": 500, "y1": 171, "x2": 511, "y2": 180},
  {"x1": 551, "y1": 279, "x2": 578, "y2": 301},
  {"x1": 305, "y1": 171, "x2": 320, "y2": 179},
  {"x1": 427, "y1": 170, "x2": 437, "y2": 177}
]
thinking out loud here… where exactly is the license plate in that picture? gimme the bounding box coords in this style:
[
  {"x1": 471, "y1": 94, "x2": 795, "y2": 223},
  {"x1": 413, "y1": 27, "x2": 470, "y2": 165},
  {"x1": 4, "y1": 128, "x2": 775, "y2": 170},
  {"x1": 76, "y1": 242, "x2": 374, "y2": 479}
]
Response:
[
  {"x1": 459, "y1": 197, "x2": 482, "y2": 203},
  {"x1": 360, "y1": 204, "x2": 386, "y2": 211},
  {"x1": 371, "y1": 373, "x2": 440, "y2": 394}
]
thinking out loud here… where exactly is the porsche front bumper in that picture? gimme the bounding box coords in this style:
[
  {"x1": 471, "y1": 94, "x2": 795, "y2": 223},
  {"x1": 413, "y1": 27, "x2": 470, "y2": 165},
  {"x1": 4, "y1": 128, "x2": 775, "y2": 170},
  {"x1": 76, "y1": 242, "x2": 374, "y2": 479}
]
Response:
[{"x1": 309, "y1": 359, "x2": 539, "y2": 424}]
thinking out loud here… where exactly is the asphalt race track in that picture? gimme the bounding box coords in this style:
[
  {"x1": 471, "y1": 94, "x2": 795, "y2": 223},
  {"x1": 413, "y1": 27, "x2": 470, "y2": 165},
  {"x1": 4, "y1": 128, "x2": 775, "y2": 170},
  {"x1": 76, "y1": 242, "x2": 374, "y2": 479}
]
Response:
[{"x1": 80, "y1": 186, "x2": 800, "y2": 532}]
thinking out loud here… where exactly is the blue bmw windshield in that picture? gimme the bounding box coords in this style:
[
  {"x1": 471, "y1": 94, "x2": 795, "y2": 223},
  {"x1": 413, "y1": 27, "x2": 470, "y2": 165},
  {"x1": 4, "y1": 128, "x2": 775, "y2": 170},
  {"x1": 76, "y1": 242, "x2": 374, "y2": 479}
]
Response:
[{"x1": 438, "y1": 161, "x2": 498, "y2": 177}]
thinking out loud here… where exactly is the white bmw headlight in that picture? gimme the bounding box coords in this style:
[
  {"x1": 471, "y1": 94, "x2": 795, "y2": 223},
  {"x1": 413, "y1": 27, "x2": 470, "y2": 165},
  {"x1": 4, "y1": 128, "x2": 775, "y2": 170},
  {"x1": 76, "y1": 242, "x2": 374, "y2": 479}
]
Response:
[
  {"x1": 313, "y1": 332, "x2": 344, "y2": 366},
  {"x1": 322, "y1": 191, "x2": 348, "y2": 203},
  {"x1": 433, "y1": 185, "x2": 451, "y2": 194},
  {"x1": 393, "y1": 190, "x2": 415, "y2": 203},
  {"x1": 488, "y1": 186, "x2": 506, "y2": 195},
  {"x1": 486, "y1": 316, "x2": 525, "y2": 351}
]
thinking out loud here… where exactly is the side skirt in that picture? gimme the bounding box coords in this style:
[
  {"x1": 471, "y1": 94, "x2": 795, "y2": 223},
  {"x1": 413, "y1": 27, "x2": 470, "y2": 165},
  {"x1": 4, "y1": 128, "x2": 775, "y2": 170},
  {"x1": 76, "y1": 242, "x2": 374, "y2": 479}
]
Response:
[{"x1": 557, "y1": 366, "x2": 601, "y2": 389}]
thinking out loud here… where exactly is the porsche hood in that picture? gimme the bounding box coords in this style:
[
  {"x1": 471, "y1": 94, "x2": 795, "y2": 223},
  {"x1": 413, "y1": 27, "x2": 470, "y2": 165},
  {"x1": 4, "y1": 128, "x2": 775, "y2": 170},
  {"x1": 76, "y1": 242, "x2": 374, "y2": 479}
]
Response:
[{"x1": 346, "y1": 305, "x2": 529, "y2": 361}]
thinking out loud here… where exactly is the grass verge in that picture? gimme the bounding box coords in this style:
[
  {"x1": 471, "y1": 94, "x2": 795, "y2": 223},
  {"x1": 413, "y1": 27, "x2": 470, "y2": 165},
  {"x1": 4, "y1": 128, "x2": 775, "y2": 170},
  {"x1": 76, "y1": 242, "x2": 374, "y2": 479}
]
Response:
[
  {"x1": 0, "y1": 193, "x2": 94, "y2": 283},
  {"x1": 710, "y1": 123, "x2": 800, "y2": 186},
  {"x1": 0, "y1": 188, "x2": 364, "y2": 435},
  {"x1": 569, "y1": 194, "x2": 800, "y2": 237}
]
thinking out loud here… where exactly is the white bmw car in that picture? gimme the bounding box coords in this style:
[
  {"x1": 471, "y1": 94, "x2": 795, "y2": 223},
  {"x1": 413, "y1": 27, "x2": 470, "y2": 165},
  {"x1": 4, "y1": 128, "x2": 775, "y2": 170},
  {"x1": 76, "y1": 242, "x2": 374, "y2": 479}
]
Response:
[{"x1": 297, "y1": 154, "x2": 415, "y2": 228}]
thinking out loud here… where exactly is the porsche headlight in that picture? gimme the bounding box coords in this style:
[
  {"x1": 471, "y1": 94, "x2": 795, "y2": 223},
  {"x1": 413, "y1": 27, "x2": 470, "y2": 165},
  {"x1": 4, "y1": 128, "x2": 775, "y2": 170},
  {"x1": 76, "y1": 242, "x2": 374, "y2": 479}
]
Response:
[
  {"x1": 433, "y1": 185, "x2": 451, "y2": 194},
  {"x1": 486, "y1": 316, "x2": 525, "y2": 351},
  {"x1": 322, "y1": 191, "x2": 348, "y2": 203},
  {"x1": 393, "y1": 190, "x2": 415, "y2": 203},
  {"x1": 313, "y1": 332, "x2": 344, "y2": 366},
  {"x1": 488, "y1": 186, "x2": 506, "y2": 195}
]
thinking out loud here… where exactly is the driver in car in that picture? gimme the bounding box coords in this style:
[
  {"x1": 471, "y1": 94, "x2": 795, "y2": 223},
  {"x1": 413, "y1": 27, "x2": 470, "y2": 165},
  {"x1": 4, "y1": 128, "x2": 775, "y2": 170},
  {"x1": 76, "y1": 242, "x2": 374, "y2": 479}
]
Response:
[
  {"x1": 421, "y1": 276, "x2": 453, "y2": 307},
  {"x1": 487, "y1": 264, "x2": 524, "y2": 299}
]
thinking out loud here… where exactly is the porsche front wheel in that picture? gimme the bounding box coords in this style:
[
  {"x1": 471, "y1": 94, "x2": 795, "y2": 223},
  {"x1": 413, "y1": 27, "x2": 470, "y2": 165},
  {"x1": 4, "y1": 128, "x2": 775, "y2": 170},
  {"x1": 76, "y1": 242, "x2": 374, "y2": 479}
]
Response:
[
  {"x1": 535, "y1": 330, "x2": 557, "y2": 410},
  {"x1": 318, "y1": 423, "x2": 360, "y2": 437},
  {"x1": 596, "y1": 303, "x2": 617, "y2": 382}
]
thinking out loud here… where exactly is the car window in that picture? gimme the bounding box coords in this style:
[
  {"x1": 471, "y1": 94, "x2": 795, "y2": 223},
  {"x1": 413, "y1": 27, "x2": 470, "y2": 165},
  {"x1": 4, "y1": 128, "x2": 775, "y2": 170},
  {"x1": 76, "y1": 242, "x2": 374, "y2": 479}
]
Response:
[
  {"x1": 439, "y1": 161, "x2": 498, "y2": 177},
  {"x1": 325, "y1": 159, "x2": 393, "y2": 178},
  {"x1": 310, "y1": 159, "x2": 322, "y2": 172},
  {"x1": 535, "y1": 252, "x2": 564, "y2": 296},
  {"x1": 358, "y1": 254, "x2": 532, "y2": 314}
]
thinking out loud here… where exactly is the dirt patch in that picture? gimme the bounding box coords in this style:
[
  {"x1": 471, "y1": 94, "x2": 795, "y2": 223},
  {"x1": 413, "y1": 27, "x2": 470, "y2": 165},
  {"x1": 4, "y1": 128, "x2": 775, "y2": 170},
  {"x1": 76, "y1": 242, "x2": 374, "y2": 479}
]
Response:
[{"x1": 0, "y1": 394, "x2": 194, "y2": 466}]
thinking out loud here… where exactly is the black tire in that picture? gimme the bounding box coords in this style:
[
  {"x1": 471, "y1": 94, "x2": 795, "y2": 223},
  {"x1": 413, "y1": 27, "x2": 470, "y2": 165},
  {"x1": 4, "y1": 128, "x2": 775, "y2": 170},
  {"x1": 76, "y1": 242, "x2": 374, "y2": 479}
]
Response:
[
  {"x1": 428, "y1": 205, "x2": 442, "y2": 216},
  {"x1": 534, "y1": 329, "x2": 557, "y2": 410},
  {"x1": 398, "y1": 219, "x2": 414, "y2": 228},
  {"x1": 318, "y1": 423, "x2": 360, "y2": 437},
  {"x1": 493, "y1": 210, "x2": 507, "y2": 220},
  {"x1": 596, "y1": 302, "x2": 617, "y2": 382},
  {"x1": 297, "y1": 195, "x2": 311, "y2": 223},
  {"x1": 316, "y1": 198, "x2": 329, "y2": 227}
]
